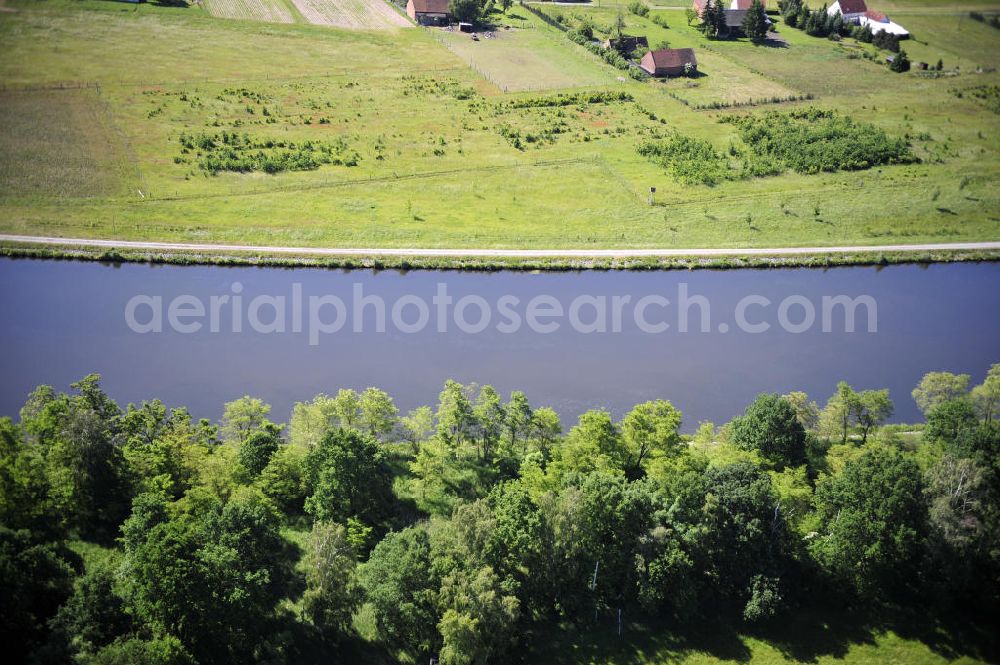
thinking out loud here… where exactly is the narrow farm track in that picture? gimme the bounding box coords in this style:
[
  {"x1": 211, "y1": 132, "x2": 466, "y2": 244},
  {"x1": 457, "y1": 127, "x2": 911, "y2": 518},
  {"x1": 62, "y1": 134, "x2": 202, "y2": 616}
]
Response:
[{"x1": 2, "y1": 235, "x2": 999, "y2": 258}]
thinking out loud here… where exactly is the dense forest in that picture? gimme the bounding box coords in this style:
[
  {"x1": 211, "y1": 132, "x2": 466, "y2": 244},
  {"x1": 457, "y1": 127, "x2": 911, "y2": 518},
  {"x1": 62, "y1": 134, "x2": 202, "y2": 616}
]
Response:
[{"x1": 2, "y1": 366, "x2": 999, "y2": 664}]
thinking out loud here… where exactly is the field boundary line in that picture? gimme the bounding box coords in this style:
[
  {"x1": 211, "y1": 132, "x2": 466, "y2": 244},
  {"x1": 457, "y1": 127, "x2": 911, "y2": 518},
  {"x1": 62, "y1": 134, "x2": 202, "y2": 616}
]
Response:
[
  {"x1": 3, "y1": 235, "x2": 999, "y2": 258},
  {"x1": 129, "y1": 158, "x2": 593, "y2": 203}
]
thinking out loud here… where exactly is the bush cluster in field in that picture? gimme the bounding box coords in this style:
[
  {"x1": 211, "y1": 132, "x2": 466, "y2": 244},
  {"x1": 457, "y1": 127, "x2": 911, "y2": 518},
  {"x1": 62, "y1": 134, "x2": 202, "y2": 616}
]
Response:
[
  {"x1": 401, "y1": 75, "x2": 477, "y2": 100},
  {"x1": 638, "y1": 134, "x2": 736, "y2": 185},
  {"x1": 724, "y1": 107, "x2": 916, "y2": 174},
  {"x1": 640, "y1": 108, "x2": 914, "y2": 184},
  {"x1": 483, "y1": 92, "x2": 663, "y2": 150},
  {"x1": 177, "y1": 132, "x2": 360, "y2": 175},
  {"x1": 952, "y1": 85, "x2": 1000, "y2": 114}
]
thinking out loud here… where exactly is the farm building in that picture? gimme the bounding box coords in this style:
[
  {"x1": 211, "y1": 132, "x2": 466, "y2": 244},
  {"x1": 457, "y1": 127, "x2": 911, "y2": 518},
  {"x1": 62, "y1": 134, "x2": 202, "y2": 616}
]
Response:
[
  {"x1": 827, "y1": 1, "x2": 908, "y2": 38},
  {"x1": 407, "y1": 0, "x2": 451, "y2": 26},
  {"x1": 640, "y1": 48, "x2": 698, "y2": 77},
  {"x1": 858, "y1": 10, "x2": 910, "y2": 37},
  {"x1": 602, "y1": 35, "x2": 649, "y2": 53}
]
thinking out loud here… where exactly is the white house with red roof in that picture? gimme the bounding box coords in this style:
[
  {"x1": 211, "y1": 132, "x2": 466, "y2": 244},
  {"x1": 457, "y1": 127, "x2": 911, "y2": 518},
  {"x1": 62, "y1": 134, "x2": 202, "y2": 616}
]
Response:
[
  {"x1": 827, "y1": 0, "x2": 869, "y2": 22},
  {"x1": 828, "y1": 0, "x2": 909, "y2": 37}
]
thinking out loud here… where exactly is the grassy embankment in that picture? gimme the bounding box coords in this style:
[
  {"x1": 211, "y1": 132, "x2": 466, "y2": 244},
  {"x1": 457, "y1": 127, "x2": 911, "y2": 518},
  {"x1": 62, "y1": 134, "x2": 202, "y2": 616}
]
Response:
[{"x1": 0, "y1": 0, "x2": 998, "y2": 266}]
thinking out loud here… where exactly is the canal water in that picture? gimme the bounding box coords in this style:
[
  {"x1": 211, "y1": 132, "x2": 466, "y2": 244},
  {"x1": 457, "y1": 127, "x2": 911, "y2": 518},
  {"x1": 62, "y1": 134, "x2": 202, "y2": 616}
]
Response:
[{"x1": 1, "y1": 257, "x2": 997, "y2": 430}]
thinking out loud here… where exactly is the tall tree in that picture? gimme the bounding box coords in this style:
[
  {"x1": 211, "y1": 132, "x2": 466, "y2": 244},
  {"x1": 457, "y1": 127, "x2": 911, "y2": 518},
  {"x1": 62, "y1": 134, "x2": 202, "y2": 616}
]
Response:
[
  {"x1": 302, "y1": 521, "x2": 360, "y2": 639},
  {"x1": 742, "y1": 0, "x2": 769, "y2": 43},
  {"x1": 812, "y1": 448, "x2": 927, "y2": 598},
  {"x1": 303, "y1": 428, "x2": 392, "y2": 525}
]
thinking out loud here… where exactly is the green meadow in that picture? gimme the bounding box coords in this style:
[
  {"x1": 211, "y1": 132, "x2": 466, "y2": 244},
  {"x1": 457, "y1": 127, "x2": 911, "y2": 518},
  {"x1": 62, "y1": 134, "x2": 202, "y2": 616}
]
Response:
[{"x1": 0, "y1": 0, "x2": 998, "y2": 251}]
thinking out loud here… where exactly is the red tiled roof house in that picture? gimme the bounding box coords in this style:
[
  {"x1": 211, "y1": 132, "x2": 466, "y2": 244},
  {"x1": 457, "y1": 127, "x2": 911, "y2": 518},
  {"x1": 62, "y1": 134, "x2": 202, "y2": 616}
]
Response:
[{"x1": 640, "y1": 48, "x2": 698, "y2": 77}]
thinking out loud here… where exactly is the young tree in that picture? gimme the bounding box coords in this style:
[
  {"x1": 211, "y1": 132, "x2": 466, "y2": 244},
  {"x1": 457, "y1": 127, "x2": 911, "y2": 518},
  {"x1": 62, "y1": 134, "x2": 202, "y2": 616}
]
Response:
[
  {"x1": 782, "y1": 391, "x2": 820, "y2": 431},
  {"x1": 620, "y1": 399, "x2": 683, "y2": 477},
  {"x1": 502, "y1": 391, "x2": 533, "y2": 454},
  {"x1": 970, "y1": 363, "x2": 1000, "y2": 423},
  {"x1": 820, "y1": 381, "x2": 857, "y2": 444},
  {"x1": 889, "y1": 48, "x2": 910, "y2": 72},
  {"x1": 912, "y1": 371, "x2": 971, "y2": 415},
  {"x1": 557, "y1": 410, "x2": 625, "y2": 475},
  {"x1": 472, "y1": 385, "x2": 505, "y2": 461},
  {"x1": 614, "y1": 9, "x2": 627, "y2": 39},
  {"x1": 289, "y1": 394, "x2": 339, "y2": 449},
  {"x1": 401, "y1": 405, "x2": 436, "y2": 446},
  {"x1": 220, "y1": 396, "x2": 273, "y2": 446},
  {"x1": 331, "y1": 388, "x2": 361, "y2": 428},
  {"x1": 436, "y1": 380, "x2": 476, "y2": 448},
  {"x1": 742, "y1": 0, "x2": 769, "y2": 43},
  {"x1": 730, "y1": 394, "x2": 807, "y2": 469},
  {"x1": 851, "y1": 389, "x2": 893, "y2": 443},
  {"x1": 358, "y1": 387, "x2": 398, "y2": 439}
]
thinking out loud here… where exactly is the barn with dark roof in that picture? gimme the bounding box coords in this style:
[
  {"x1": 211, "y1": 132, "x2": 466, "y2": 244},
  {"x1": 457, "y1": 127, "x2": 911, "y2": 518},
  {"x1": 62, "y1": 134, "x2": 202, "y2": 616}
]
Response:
[{"x1": 407, "y1": 0, "x2": 451, "y2": 26}]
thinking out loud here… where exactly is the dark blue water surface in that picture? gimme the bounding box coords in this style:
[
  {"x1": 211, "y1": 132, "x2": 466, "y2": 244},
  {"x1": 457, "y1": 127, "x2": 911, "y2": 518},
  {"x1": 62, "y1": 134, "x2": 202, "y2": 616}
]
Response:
[{"x1": 1, "y1": 257, "x2": 997, "y2": 430}]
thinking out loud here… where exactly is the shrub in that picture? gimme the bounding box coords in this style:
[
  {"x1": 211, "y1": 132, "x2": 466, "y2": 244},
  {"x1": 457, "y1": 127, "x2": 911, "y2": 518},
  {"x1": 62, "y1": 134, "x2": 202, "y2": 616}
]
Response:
[
  {"x1": 628, "y1": 1, "x2": 649, "y2": 17},
  {"x1": 638, "y1": 134, "x2": 733, "y2": 185}
]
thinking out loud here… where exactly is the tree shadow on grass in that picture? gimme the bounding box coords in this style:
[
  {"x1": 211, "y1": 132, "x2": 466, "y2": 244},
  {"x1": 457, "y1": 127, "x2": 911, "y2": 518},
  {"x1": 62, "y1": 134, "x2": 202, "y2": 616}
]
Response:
[
  {"x1": 519, "y1": 614, "x2": 752, "y2": 665},
  {"x1": 518, "y1": 601, "x2": 999, "y2": 665}
]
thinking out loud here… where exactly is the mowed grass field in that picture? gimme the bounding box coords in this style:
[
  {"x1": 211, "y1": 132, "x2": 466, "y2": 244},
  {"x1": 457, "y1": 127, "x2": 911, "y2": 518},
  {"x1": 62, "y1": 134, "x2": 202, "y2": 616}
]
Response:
[
  {"x1": 437, "y1": 14, "x2": 619, "y2": 92},
  {"x1": 290, "y1": 0, "x2": 411, "y2": 29},
  {"x1": 0, "y1": 0, "x2": 998, "y2": 250},
  {"x1": 203, "y1": 0, "x2": 297, "y2": 23}
]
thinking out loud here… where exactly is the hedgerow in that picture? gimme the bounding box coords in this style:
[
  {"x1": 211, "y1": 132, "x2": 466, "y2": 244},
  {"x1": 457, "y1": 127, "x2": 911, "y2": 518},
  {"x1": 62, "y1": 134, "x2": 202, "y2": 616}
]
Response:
[
  {"x1": 722, "y1": 108, "x2": 916, "y2": 174},
  {"x1": 566, "y1": 30, "x2": 650, "y2": 81}
]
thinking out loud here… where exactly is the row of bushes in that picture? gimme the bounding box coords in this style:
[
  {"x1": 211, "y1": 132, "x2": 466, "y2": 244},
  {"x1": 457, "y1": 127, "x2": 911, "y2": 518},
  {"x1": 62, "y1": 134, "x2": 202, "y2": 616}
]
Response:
[
  {"x1": 969, "y1": 11, "x2": 1000, "y2": 29},
  {"x1": 669, "y1": 92, "x2": 816, "y2": 111},
  {"x1": 496, "y1": 90, "x2": 634, "y2": 110},
  {"x1": 566, "y1": 30, "x2": 649, "y2": 80}
]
